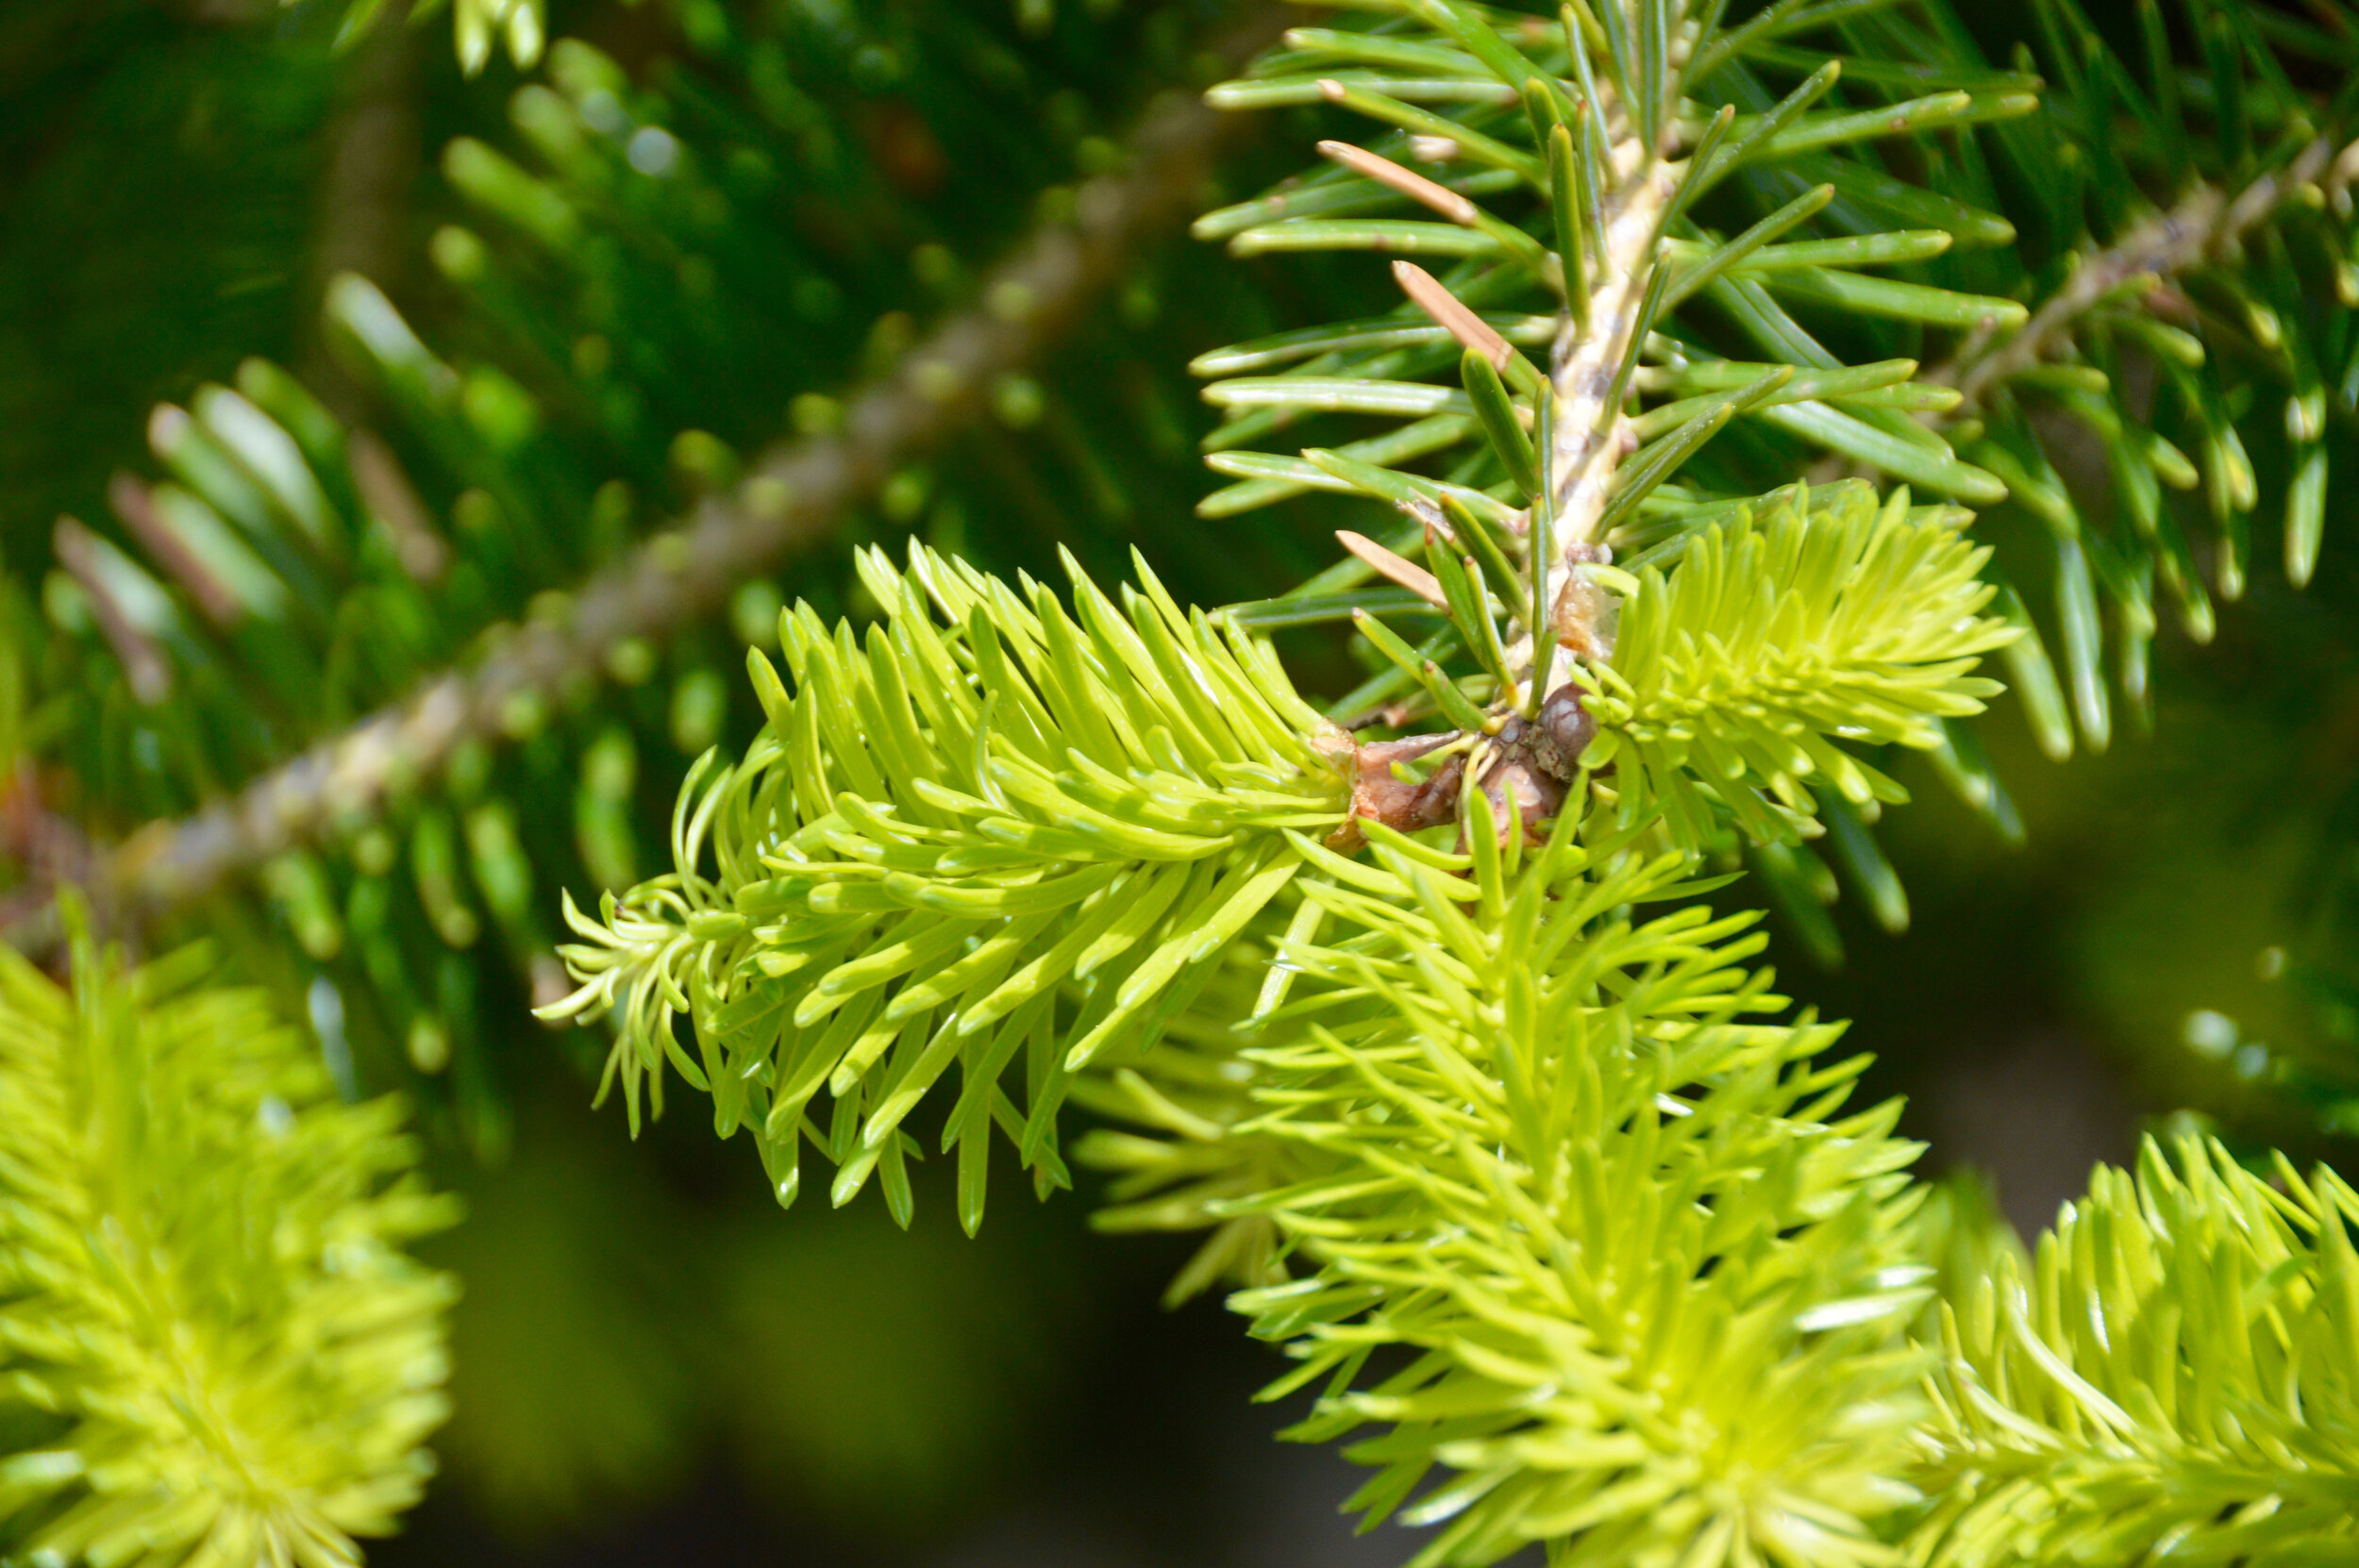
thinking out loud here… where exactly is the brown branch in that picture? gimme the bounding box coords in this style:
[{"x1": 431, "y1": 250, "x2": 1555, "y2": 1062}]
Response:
[
  {"x1": 1937, "y1": 132, "x2": 2354, "y2": 410},
  {"x1": 89, "y1": 9, "x2": 1286, "y2": 921}
]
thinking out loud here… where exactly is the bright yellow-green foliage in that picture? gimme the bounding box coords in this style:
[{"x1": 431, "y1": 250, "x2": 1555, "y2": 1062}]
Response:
[
  {"x1": 1222, "y1": 807, "x2": 1932, "y2": 1568},
  {"x1": 0, "y1": 909, "x2": 457, "y2": 1568},
  {"x1": 1074, "y1": 826, "x2": 2359, "y2": 1568},
  {"x1": 1910, "y1": 1138, "x2": 2359, "y2": 1568},
  {"x1": 545, "y1": 543, "x2": 1354, "y2": 1232},
  {"x1": 1581, "y1": 485, "x2": 2014, "y2": 847}
]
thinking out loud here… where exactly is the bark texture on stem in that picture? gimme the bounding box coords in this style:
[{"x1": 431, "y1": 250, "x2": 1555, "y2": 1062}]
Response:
[{"x1": 1546, "y1": 138, "x2": 1669, "y2": 550}]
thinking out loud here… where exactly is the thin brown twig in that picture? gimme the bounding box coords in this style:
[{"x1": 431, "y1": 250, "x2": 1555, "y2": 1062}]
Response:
[
  {"x1": 1935, "y1": 132, "x2": 2352, "y2": 410},
  {"x1": 76, "y1": 10, "x2": 1285, "y2": 924}
]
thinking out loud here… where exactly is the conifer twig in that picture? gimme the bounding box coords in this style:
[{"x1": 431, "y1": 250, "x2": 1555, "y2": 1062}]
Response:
[
  {"x1": 70, "y1": 9, "x2": 1287, "y2": 924},
  {"x1": 1940, "y1": 130, "x2": 2354, "y2": 409}
]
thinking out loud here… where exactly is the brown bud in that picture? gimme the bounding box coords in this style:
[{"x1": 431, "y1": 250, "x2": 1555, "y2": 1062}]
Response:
[
  {"x1": 1531, "y1": 684, "x2": 1597, "y2": 778},
  {"x1": 1473, "y1": 754, "x2": 1564, "y2": 848}
]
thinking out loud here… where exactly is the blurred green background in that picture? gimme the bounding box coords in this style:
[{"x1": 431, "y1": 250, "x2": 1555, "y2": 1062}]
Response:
[{"x1": 4, "y1": 0, "x2": 2354, "y2": 1562}]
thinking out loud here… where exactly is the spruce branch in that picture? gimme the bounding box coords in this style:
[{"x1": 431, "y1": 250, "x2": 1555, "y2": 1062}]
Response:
[
  {"x1": 541, "y1": 542, "x2": 1353, "y2": 1230},
  {"x1": 1908, "y1": 1136, "x2": 2359, "y2": 1567},
  {"x1": 1080, "y1": 795, "x2": 2359, "y2": 1567},
  {"x1": 1189, "y1": 0, "x2": 2359, "y2": 923},
  {"x1": 75, "y1": 40, "x2": 1277, "y2": 926},
  {"x1": 1206, "y1": 0, "x2": 2359, "y2": 830},
  {"x1": 1812, "y1": 0, "x2": 2359, "y2": 742},
  {"x1": 0, "y1": 898, "x2": 457, "y2": 1567},
  {"x1": 1104, "y1": 798, "x2": 1933, "y2": 1568},
  {"x1": 1192, "y1": 0, "x2": 2026, "y2": 851}
]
